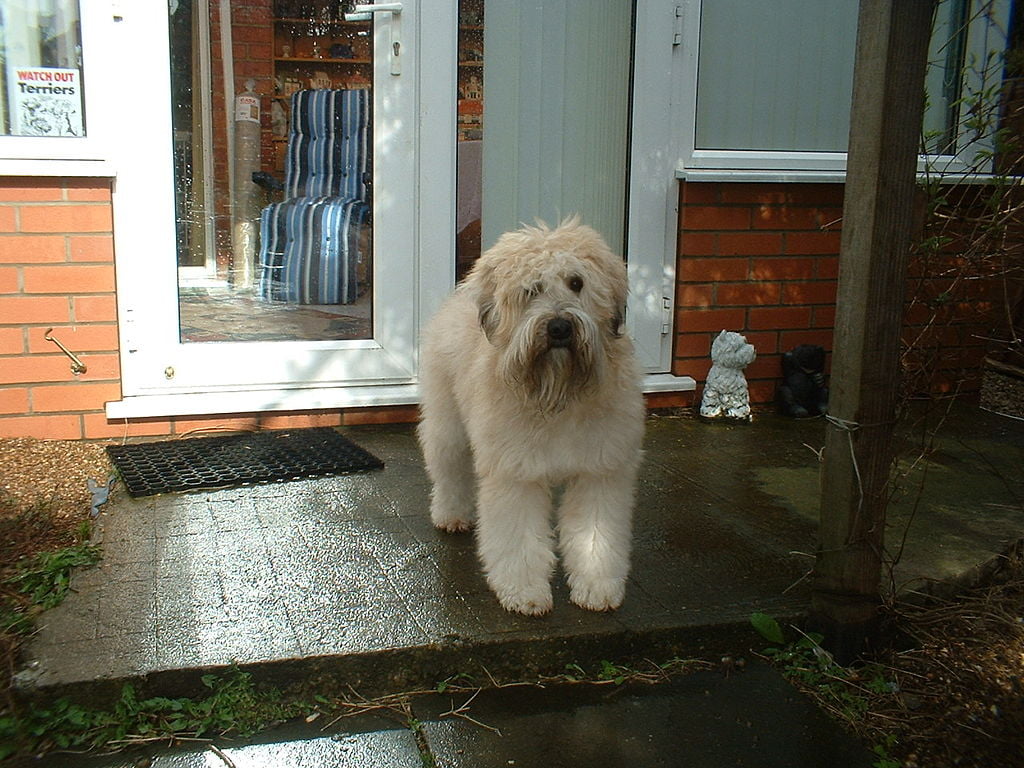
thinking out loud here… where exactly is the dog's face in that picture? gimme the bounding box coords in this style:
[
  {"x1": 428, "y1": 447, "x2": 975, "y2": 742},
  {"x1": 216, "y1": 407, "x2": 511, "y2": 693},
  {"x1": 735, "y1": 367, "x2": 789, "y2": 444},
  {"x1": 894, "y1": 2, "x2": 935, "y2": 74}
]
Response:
[{"x1": 466, "y1": 218, "x2": 629, "y2": 411}]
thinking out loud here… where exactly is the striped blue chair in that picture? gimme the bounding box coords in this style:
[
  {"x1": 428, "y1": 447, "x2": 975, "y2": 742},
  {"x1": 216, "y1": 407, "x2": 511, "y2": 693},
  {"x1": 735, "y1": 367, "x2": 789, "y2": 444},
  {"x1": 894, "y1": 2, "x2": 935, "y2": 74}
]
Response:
[{"x1": 258, "y1": 89, "x2": 370, "y2": 304}]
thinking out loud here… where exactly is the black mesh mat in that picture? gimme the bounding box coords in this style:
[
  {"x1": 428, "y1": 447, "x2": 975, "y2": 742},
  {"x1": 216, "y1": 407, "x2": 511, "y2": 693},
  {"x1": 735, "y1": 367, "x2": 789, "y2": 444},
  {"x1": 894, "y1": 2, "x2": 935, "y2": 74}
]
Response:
[{"x1": 106, "y1": 427, "x2": 383, "y2": 497}]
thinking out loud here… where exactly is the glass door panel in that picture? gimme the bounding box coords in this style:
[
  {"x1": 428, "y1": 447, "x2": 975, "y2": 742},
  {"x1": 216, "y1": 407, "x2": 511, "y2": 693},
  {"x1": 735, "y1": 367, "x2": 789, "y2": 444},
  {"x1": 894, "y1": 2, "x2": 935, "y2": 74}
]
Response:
[
  {"x1": 456, "y1": 0, "x2": 483, "y2": 281},
  {"x1": 169, "y1": 0, "x2": 374, "y2": 344},
  {"x1": 110, "y1": 0, "x2": 427, "y2": 404},
  {"x1": 467, "y1": 0, "x2": 677, "y2": 375}
]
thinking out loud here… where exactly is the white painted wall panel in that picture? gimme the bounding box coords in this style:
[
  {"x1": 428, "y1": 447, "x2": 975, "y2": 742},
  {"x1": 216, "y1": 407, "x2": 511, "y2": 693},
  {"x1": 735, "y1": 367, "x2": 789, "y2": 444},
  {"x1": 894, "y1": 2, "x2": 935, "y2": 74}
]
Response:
[{"x1": 482, "y1": 0, "x2": 632, "y2": 252}]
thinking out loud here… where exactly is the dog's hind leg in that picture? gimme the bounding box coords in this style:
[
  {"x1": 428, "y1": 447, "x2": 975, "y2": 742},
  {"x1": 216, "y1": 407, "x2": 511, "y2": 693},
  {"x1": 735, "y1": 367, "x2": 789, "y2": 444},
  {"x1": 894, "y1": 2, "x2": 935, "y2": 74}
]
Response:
[
  {"x1": 476, "y1": 475, "x2": 556, "y2": 615},
  {"x1": 558, "y1": 471, "x2": 636, "y2": 611},
  {"x1": 418, "y1": 399, "x2": 476, "y2": 533}
]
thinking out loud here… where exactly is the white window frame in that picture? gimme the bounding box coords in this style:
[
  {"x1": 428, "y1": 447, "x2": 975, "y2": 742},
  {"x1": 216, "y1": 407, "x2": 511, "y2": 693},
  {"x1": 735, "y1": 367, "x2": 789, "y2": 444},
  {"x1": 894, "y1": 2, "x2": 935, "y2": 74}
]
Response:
[
  {"x1": 675, "y1": 0, "x2": 1013, "y2": 182},
  {"x1": 0, "y1": 0, "x2": 116, "y2": 176}
]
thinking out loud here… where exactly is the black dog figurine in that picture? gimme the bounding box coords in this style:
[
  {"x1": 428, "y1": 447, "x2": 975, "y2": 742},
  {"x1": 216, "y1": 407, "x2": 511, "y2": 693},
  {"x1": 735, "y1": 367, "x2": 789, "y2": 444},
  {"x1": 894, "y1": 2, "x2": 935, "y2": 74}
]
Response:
[{"x1": 778, "y1": 344, "x2": 828, "y2": 417}]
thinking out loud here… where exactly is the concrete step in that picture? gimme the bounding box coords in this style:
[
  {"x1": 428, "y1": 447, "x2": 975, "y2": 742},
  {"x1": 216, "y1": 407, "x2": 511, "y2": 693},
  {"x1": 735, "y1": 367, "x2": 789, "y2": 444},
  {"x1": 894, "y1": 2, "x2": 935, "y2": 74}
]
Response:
[
  {"x1": 17, "y1": 420, "x2": 822, "y2": 704},
  {"x1": 14, "y1": 406, "x2": 1021, "y2": 765},
  {"x1": 28, "y1": 662, "x2": 874, "y2": 768}
]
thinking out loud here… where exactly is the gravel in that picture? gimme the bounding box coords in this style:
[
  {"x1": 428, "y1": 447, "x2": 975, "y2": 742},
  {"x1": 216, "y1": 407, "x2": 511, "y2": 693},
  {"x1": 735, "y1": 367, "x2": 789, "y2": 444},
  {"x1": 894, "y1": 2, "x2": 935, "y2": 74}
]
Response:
[{"x1": 0, "y1": 438, "x2": 113, "y2": 525}]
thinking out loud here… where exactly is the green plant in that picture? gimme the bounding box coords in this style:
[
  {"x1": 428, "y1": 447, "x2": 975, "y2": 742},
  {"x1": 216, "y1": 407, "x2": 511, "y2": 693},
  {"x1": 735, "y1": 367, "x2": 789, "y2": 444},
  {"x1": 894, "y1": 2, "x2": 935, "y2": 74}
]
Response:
[
  {"x1": 10, "y1": 541, "x2": 101, "y2": 612},
  {"x1": 4, "y1": 665, "x2": 305, "y2": 758},
  {"x1": 1, "y1": 538, "x2": 101, "y2": 638},
  {"x1": 871, "y1": 734, "x2": 902, "y2": 768},
  {"x1": 750, "y1": 612, "x2": 900, "y2": 760}
]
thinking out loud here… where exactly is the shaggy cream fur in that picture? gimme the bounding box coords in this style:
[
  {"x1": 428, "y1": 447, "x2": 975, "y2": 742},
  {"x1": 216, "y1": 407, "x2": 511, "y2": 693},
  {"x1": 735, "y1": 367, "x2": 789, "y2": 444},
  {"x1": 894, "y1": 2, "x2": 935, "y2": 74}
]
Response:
[{"x1": 418, "y1": 218, "x2": 645, "y2": 615}]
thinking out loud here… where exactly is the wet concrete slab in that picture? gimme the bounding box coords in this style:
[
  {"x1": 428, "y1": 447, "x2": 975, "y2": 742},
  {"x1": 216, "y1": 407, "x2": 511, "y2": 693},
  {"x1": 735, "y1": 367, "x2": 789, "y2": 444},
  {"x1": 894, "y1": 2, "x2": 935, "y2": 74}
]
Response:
[
  {"x1": 413, "y1": 662, "x2": 874, "y2": 768},
  {"x1": 28, "y1": 663, "x2": 873, "y2": 768},
  {"x1": 29, "y1": 712, "x2": 424, "y2": 767},
  {"x1": 15, "y1": 405, "x2": 1023, "y2": 708}
]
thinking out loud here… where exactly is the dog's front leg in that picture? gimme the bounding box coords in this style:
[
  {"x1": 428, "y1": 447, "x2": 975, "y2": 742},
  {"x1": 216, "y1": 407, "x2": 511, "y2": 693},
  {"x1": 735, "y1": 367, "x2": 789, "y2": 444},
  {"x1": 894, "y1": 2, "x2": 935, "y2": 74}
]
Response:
[
  {"x1": 558, "y1": 471, "x2": 636, "y2": 611},
  {"x1": 419, "y1": 403, "x2": 476, "y2": 533},
  {"x1": 476, "y1": 475, "x2": 556, "y2": 615}
]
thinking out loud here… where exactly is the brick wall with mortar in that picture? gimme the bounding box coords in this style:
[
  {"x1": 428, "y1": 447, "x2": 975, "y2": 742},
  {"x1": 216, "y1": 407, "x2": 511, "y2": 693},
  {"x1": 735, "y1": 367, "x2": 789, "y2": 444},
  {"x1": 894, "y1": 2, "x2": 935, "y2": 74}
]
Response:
[
  {"x1": 2, "y1": 175, "x2": 1006, "y2": 441},
  {"x1": 207, "y1": 0, "x2": 276, "y2": 279},
  {"x1": 0, "y1": 178, "x2": 417, "y2": 441},
  {"x1": 674, "y1": 182, "x2": 843, "y2": 407},
  {"x1": 673, "y1": 180, "x2": 1016, "y2": 407}
]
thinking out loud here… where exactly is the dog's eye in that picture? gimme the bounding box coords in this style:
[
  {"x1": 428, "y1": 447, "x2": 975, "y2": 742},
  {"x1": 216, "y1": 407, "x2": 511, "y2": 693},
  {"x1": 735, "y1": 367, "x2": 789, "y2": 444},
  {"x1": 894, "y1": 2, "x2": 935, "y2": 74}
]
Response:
[{"x1": 568, "y1": 275, "x2": 584, "y2": 293}]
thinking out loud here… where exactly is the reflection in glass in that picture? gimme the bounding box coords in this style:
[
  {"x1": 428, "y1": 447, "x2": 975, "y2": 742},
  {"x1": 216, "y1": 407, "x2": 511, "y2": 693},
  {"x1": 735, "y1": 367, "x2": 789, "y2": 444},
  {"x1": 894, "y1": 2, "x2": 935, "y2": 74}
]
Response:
[
  {"x1": 168, "y1": 0, "x2": 374, "y2": 344},
  {"x1": 456, "y1": 0, "x2": 484, "y2": 282},
  {"x1": 0, "y1": 0, "x2": 85, "y2": 137}
]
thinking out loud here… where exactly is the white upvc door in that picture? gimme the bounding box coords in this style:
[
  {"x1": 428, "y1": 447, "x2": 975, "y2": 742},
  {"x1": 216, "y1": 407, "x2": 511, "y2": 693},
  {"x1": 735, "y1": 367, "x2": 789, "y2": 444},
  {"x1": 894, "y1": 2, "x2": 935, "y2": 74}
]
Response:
[
  {"x1": 106, "y1": 0, "x2": 454, "y2": 419},
  {"x1": 104, "y1": 0, "x2": 689, "y2": 421},
  {"x1": 479, "y1": 0, "x2": 692, "y2": 389}
]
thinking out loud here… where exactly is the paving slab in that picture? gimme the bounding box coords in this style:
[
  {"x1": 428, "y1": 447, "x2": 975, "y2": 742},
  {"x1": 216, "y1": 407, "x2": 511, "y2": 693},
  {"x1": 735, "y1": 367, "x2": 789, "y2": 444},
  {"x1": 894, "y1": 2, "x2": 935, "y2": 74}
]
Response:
[
  {"x1": 14, "y1": 405, "x2": 1023, "y2": 708},
  {"x1": 413, "y1": 662, "x2": 874, "y2": 768},
  {"x1": 25, "y1": 663, "x2": 873, "y2": 768},
  {"x1": 25, "y1": 713, "x2": 424, "y2": 767},
  {"x1": 11, "y1": 404, "x2": 1023, "y2": 766}
]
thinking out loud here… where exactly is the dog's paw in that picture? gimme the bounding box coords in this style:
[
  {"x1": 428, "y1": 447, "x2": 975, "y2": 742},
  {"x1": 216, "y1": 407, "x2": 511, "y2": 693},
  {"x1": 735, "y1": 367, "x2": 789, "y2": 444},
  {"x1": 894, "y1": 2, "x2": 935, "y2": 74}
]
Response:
[
  {"x1": 430, "y1": 506, "x2": 474, "y2": 534},
  {"x1": 569, "y1": 577, "x2": 625, "y2": 612},
  {"x1": 495, "y1": 584, "x2": 553, "y2": 616},
  {"x1": 433, "y1": 516, "x2": 474, "y2": 534}
]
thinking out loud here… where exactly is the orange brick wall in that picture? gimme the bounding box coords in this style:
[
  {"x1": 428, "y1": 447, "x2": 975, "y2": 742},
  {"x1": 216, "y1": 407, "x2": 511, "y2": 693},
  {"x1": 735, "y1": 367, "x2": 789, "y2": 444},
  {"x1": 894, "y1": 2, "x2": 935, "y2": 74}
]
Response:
[
  {"x1": 1, "y1": 176, "x2": 1006, "y2": 441},
  {"x1": 0, "y1": 178, "x2": 121, "y2": 439},
  {"x1": 674, "y1": 182, "x2": 843, "y2": 406},
  {"x1": 674, "y1": 180, "x2": 1014, "y2": 406},
  {"x1": 209, "y1": 0, "x2": 275, "y2": 279},
  {"x1": 0, "y1": 177, "x2": 417, "y2": 441}
]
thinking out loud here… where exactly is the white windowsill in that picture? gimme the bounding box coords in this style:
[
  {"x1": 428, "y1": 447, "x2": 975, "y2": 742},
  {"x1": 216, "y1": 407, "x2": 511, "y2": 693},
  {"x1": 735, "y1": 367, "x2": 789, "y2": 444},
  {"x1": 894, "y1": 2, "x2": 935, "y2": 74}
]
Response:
[
  {"x1": 643, "y1": 373, "x2": 696, "y2": 393},
  {"x1": 676, "y1": 165, "x2": 1016, "y2": 185},
  {"x1": 0, "y1": 158, "x2": 115, "y2": 177},
  {"x1": 105, "y1": 374, "x2": 697, "y2": 420},
  {"x1": 677, "y1": 168, "x2": 847, "y2": 184}
]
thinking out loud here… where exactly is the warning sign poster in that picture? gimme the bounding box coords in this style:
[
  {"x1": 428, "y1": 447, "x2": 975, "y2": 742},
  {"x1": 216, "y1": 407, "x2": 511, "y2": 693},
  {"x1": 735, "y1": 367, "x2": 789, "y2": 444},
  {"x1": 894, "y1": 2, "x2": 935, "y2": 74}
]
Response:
[{"x1": 7, "y1": 67, "x2": 84, "y2": 137}]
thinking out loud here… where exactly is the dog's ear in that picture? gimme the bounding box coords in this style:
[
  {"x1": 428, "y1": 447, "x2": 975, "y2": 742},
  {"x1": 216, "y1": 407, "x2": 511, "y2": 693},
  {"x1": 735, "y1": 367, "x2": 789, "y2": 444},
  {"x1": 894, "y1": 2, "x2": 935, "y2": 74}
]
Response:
[
  {"x1": 478, "y1": 295, "x2": 499, "y2": 341},
  {"x1": 610, "y1": 307, "x2": 624, "y2": 338},
  {"x1": 467, "y1": 259, "x2": 501, "y2": 342}
]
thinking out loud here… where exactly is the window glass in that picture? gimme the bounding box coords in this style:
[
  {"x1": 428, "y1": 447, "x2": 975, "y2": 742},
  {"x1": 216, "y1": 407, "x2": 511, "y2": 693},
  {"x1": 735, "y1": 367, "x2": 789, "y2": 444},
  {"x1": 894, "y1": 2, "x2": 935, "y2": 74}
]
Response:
[
  {"x1": 695, "y1": 0, "x2": 857, "y2": 153},
  {"x1": 923, "y1": 0, "x2": 1010, "y2": 160},
  {"x1": 692, "y1": 0, "x2": 1010, "y2": 165},
  {"x1": 169, "y1": 0, "x2": 376, "y2": 344},
  {"x1": 0, "y1": 0, "x2": 85, "y2": 137}
]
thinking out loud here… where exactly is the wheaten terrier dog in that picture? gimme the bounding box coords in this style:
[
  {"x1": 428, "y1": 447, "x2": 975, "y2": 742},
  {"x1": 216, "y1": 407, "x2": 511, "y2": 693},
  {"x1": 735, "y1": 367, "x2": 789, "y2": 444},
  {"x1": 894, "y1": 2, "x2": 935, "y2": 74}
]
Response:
[{"x1": 418, "y1": 218, "x2": 645, "y2": 616}]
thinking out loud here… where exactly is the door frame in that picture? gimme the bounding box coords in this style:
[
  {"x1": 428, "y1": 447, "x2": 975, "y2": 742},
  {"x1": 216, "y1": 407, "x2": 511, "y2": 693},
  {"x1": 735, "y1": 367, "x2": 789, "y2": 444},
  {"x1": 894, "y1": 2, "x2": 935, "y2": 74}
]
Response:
[{"x1": 106, "y1": 0, "x2": 456, "y2": 419}]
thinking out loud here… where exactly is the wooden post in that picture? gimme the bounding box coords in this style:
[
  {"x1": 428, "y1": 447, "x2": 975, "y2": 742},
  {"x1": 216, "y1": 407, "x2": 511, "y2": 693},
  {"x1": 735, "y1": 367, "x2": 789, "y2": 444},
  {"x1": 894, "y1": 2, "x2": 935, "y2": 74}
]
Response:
[{"x1": 811, "y1": 0, "x2": 935, "y2": 662}]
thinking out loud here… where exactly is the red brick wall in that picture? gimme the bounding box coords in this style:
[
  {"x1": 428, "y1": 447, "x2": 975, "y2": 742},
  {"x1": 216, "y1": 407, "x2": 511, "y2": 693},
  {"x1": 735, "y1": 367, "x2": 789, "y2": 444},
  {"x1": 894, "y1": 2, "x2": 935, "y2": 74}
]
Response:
[
  {"x1": 674, "y1": 182, "x2": 843, "y2": 405},
  {"x1": 0, "y1": 178, "x2": 121, "y2": 439},
  {"x1": 208, "y1": 0, "x2": 275, "y2": 279},
  {"x1": 0, "y1": 178, "x2": 416, "y2": 440},
  {"x1": 674, "y1": 180, "x2": 1015, "y2": 406},
  {"x1": 902, "y1": 183, "x2": 1021, "y2": 396},
  {"x1": 2, "y1": 176, "x2": 1007, "y2": 440}
]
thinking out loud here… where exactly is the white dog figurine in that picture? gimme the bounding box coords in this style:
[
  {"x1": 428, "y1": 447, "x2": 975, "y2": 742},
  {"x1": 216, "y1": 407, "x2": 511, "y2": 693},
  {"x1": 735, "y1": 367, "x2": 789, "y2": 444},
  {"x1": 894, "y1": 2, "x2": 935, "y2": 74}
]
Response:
[
  {"x1": 699, "y1": 330, "x2": 756, "y2": 421},
  {"x1": 418, "y1": 218, "x2": 645, "y2": 616}
]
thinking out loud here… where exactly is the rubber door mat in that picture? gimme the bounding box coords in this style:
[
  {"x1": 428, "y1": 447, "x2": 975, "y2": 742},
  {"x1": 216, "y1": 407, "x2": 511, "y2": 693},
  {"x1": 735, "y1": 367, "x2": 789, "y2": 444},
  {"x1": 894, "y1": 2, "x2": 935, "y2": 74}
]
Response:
[{"x1": 106, "y1": 427, "x2": 384, "y2": 497}]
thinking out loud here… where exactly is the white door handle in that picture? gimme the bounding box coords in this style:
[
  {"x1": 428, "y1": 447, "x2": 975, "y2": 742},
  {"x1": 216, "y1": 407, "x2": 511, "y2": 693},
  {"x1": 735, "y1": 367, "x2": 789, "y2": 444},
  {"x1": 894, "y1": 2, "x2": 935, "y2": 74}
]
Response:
[
  {"x1": 345, "y1": 2, "x2": 403, "y2": 20},
  {"x1": 345, "y1": 3, "x2": 403, "y2": 75}
]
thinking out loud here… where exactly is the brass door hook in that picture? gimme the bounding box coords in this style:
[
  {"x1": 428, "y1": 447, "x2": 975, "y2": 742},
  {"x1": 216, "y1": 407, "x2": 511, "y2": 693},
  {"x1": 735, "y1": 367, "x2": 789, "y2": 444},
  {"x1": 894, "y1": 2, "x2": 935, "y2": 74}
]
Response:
[{"x1": 43, "y1": 328, "x2": 88, "y2": 375}]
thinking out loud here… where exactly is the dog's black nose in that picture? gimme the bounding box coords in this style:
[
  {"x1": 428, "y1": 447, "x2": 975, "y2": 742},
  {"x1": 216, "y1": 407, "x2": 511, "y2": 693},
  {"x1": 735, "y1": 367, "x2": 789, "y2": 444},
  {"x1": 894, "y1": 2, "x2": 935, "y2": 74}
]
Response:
[{"x1": 547, "y1": 317, "x2": 573, "y2": 345}]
